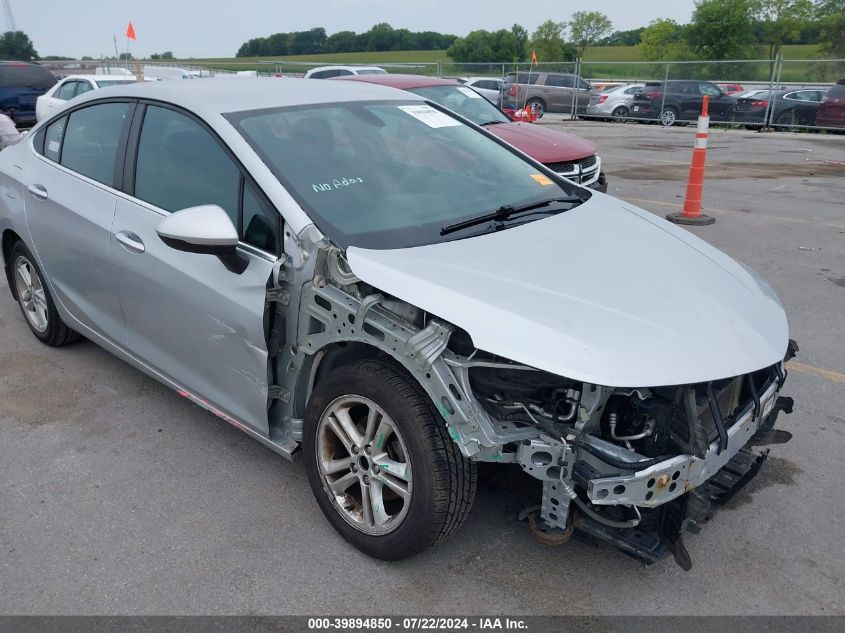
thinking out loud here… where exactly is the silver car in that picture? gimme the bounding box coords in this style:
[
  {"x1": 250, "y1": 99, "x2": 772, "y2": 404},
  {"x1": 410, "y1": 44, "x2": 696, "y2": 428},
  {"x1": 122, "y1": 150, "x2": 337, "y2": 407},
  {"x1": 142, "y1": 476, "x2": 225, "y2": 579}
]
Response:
[
  {"x1": 586, "y1": 83, "x2": 645, "y2": 121},
  {"x1": 458, "y1": 76, "x2": 503, "y2": 103},
  {"x1": 0, "y1": 79, "x2": 795, "y2": 567}
]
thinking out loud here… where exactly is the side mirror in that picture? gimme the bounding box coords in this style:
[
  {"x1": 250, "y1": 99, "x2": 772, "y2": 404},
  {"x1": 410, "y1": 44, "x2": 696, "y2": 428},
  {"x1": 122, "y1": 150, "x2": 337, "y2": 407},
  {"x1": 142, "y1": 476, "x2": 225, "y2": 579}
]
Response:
[{"x1": 156, "y1": 204, "x2": 248, "y2": 274}]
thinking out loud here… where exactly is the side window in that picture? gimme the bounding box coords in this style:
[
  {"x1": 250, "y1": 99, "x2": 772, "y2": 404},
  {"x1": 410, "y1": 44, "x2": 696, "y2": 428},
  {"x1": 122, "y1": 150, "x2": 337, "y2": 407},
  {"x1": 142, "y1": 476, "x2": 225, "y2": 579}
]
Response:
[
  {"x1": 242, "y1": 180, "x2": 280, "y2": 253},
  {"x1": 699, "y1": 83, "x2": 722, "y2": 97},
  {"x1": 61, "y1": 102, "x2": 130, "y2": 187},
  {"x1": 337, "y1": 69, "x2": 353, "y2": 76},
  {"x1": 75, "y1": 81, "x2": 94, "y2": 96},
  {"x1": 42, "y1": 116, "x2": 66, "y2": 161},
  {"x1": 134, "y1": 105, "x2": 239, "y2": 225},
  {"x1": 625, "y1": 86, "x2": 641, "y2": 95},
  {"x1": 577, "y1": 79, "x2": 591, "y2": 90},
  {"x1": 56, "y1": 81, "x2": 77, "y2": 100},
  {"x1": 546, "y1": 75, "x2": 574, "y2": 88},
  {"x1": 310, "y1": 70, "x2": 329, "y2": 79}
]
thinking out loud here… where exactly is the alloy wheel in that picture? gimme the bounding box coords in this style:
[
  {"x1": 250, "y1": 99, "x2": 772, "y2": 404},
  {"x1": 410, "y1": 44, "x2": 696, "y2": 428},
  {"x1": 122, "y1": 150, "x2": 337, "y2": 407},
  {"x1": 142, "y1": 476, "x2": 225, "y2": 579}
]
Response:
[
  {"x1": 661, "y1": 108, "x2": 677, "y2": 126},
  {"x1": 14, "y1": 255, "x2": 49, "y2": 333},
  {"x1": 316, "y1": 395, "x2": 412, "y2": 536}
]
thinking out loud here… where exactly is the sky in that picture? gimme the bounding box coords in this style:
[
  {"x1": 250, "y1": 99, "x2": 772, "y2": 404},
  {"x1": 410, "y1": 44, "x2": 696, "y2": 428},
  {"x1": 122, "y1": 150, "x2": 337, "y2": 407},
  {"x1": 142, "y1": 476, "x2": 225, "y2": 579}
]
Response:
[{"x1": 18, "y1": 0, "x2": 699, "y2": 59}]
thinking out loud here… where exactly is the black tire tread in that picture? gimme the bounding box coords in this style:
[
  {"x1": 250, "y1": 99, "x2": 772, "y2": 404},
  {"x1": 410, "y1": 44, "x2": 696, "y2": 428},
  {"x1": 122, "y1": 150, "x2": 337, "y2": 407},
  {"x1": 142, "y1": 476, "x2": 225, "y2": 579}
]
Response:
[{"x1": 314, "y1": 358, "x2": 476, "y2": 556}]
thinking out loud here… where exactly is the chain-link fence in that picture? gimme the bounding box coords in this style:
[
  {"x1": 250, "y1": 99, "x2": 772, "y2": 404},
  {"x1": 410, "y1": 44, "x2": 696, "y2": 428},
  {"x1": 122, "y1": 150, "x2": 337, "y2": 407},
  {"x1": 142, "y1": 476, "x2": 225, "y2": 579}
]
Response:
[
  {"x1": 577, "y1": 57, "x2": 845, "y2": 132},
  {"x1": 39, "y1": 56, "x2": 845, "y2": 132}
]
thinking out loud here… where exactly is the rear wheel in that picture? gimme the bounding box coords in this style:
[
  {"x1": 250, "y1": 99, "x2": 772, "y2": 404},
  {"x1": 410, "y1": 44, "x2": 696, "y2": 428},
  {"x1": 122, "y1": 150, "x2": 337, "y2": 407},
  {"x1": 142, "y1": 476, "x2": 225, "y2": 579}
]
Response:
[
  {"x1": 660, "y1": 107, "x2": 679, "y2": 126},
  {"x1": 526, "y1": 98, "x2": 546, "y2": 118},
  {"x1": 9, "y1": 242, "x2": 81, "y2": 347},
  {"x1": 776, "y1": 110, "x2": 798, "y2": 132},
  {"x1": 304, "y1": 359, "x2": 476, "y2": 560},
  {"x1": 611, "y1": 106, "x2": 629, "y2": 122}
]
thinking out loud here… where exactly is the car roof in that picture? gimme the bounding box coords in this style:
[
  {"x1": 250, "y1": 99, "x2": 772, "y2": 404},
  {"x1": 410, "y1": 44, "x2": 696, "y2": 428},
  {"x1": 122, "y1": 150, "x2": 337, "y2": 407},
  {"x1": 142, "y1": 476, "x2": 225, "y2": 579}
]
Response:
[
  {"x1": 70, "y1": 77, "x2": 421, "y2": 114},
  {"x1": 308, "y1": 65, "x2": 384, "y2": 72},
  {"x1": 335, "y1": 73, "x2": 460, "y2": 89}
]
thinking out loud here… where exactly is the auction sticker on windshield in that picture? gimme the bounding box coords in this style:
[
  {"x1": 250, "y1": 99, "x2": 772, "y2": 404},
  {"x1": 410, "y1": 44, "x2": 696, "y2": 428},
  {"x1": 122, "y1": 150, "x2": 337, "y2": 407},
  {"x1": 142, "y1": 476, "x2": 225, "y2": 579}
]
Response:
[
  {"x1": 530, "y1": 174, "x2": 554, "y2": 186},
  {"x1": 457, "y1": 87, "x2": 483, "y2": 99},
  {"x1": 398, "y1": 105, "x2": 461, "y2": 128}
]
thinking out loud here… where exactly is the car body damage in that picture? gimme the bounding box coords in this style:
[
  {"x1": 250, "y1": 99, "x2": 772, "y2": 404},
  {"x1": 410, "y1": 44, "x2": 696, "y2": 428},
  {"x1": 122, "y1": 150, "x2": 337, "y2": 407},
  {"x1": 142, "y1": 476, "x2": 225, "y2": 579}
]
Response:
[{"x1": 265, "y1": 194, "x2": 796, "y2": 569}]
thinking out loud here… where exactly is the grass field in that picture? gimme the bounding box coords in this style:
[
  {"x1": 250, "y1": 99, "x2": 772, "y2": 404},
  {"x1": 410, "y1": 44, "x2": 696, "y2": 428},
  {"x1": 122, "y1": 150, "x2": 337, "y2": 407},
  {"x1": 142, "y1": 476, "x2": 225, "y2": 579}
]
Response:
[{"x1": 175, "y1": 43, "x2": 836, "y2": 82}]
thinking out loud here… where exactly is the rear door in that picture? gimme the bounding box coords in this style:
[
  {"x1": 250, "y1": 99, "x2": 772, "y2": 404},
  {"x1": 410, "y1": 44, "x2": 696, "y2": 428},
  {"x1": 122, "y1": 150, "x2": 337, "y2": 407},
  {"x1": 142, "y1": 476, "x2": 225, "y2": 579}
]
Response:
[
  {"x1": 24, "y1": 100, "x2": 134, "y2": 343},
  {"x1": 542, "y1": 74, "x2": 575, "y2": 112},
  {"x1": 110, "y1": 103, "x2": 281, "y2": 434}
]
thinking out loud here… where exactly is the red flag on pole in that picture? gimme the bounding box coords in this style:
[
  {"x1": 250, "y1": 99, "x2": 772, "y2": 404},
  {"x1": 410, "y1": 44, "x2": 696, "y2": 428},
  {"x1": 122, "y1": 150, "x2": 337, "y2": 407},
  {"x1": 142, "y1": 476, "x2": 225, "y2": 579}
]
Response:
[
  {"x1": 531, "y1": 50, "x2": 538, "y2": 64},
  {"x1": 126, "y1": 21, "x2": 137, "y2": 40}
]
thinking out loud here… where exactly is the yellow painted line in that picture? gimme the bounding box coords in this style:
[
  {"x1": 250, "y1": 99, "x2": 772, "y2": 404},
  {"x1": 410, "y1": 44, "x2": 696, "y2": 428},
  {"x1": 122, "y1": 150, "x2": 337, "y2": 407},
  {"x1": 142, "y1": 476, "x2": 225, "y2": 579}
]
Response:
[
  {"x1": 787, "y1": 361, "x2": 845, "y2": 384},
  {"x1": 622, "y1": 196, "x2": 845, "y2": 230}
]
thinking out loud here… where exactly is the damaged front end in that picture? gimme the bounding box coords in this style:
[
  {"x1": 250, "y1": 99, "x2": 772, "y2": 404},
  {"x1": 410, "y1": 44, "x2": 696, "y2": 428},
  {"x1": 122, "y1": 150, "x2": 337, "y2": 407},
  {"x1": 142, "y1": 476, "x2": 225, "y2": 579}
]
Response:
[
  {"x1": 461, "y1": 347, "x2": 797, "y2": 569},
  {"x1": 268, "y1": 236, "x2": 796, "y2": 569}
]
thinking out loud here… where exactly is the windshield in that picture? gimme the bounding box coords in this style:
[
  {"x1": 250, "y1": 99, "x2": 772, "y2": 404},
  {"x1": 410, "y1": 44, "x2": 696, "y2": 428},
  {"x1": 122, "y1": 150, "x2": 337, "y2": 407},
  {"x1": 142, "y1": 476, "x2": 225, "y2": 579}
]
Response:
[
  {"x1": 228, "y1": 101, "x2": 584, "y2": 249},
  {"x1": 407, "y1": 85, "x2": 509, "y2": 126}
]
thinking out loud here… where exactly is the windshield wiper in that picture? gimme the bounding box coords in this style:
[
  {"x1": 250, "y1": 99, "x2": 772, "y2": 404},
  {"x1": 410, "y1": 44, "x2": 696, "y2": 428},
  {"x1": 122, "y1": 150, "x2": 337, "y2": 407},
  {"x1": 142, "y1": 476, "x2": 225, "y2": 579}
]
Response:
[
  {"x1": 479, "y1": 120, "x2": 505, "y2": 126},
  {"x1": 440, "y1": 196, "x2": 582, "y2": 236}
]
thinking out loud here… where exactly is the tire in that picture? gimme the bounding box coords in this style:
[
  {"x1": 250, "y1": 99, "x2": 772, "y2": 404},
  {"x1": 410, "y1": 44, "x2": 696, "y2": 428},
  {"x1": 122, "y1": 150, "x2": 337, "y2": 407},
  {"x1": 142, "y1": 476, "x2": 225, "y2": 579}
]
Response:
[
  {"x1": 303, "y1": 358, "x2": 476, "y2": 560},
  {"x1": 775, "y1": 110, "x2": 798, "y2": 132},
  {"x1": 660, "y1": 107, "x2": 679, "y2": 126},
  {"x1": 8, "y1": 241, "x2": 81, "y2": 347},
  {"x1": 611, "y1": 106, "x2": 629, "y2": 122},
  {"x1": 526, "y1": 97, "x2": 546, "y2": 118}
]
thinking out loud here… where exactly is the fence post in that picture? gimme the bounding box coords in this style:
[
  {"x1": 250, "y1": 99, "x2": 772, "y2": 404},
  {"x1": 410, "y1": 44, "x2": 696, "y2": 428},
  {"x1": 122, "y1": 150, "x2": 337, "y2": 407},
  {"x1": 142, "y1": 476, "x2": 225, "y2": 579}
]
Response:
[
  {"x1": 771, "y1": 53, "x2": 784, "y2": 127},
  {"x1": 570, "y1": 57, "x2": 581, "y2": 120},
  {"x1": 762, "y1": 53, "x2": 781, "y2": 129},
  {"x1": 660, "y1": 64, "x2": 670, "y2": 124}
]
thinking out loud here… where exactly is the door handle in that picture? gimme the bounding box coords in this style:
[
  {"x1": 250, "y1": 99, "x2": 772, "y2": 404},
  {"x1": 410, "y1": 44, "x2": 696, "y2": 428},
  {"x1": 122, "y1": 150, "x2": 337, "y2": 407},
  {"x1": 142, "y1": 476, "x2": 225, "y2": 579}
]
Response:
[
  {"x1": 115, "y1": 230, "x2": 145, "y2": 254},
  {"x1": 27, "y1": 184, "x2": 48, "y2": 200}
]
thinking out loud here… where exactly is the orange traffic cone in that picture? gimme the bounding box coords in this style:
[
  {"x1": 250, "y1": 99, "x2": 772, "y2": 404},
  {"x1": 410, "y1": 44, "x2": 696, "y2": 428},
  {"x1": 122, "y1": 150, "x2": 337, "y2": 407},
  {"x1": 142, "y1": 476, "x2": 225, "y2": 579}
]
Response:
[{"x1": 667, "y1": 95, "x2": 715, "y2": 226}]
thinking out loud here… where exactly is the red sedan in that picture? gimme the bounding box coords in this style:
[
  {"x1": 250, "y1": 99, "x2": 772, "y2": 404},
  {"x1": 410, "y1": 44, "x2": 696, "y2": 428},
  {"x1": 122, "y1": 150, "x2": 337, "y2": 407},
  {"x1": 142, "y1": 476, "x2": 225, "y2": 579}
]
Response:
[{"x1": 336, "y1": 74, "x2": 607, "y2": 192}]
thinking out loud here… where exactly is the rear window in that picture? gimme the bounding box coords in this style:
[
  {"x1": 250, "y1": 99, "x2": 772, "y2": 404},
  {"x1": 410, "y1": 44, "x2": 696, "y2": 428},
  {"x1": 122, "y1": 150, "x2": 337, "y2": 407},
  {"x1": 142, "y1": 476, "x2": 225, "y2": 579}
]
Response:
[
  {"x1": 95, "y1": 80, "x2": 134, "y2": 88},
  {"x1": 0, "y1": 64, "x2": 56, "y2": 89}
]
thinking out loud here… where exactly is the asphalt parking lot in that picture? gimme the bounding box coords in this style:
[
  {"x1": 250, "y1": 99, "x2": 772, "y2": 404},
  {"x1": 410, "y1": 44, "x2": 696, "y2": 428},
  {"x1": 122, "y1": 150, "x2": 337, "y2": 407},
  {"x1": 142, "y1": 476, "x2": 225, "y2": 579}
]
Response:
[{"x1": 1, "y1": 121, "x2": 844, "y2": 616}]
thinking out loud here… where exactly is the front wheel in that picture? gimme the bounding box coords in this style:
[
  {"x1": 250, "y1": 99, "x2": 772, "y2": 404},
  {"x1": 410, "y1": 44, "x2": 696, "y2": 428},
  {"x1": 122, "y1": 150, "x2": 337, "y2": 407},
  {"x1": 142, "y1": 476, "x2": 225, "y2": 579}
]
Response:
[
  {"x1": 303, "y1": 359, "x2": 476, "y2": 560},
  {"x1": 611, "y1": 106, "x2": 629, "y2": 122}
]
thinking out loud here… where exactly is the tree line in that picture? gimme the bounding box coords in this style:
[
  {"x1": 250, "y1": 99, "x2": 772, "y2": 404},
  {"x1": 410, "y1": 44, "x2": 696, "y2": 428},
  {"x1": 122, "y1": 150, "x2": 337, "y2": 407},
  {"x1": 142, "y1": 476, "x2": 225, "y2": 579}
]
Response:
[
  {"x1": 236, "y1": 23, "x2": 457, "y2": 57},
  {"x1": 3, "y1": 1, "x2": 843, "y2": 64},
  {"x1": 639, "y1": 0, "x2": 844, "y2": 62},
  {"x1": 447, "y1": 1, "x2": 843, "y2": 64}
]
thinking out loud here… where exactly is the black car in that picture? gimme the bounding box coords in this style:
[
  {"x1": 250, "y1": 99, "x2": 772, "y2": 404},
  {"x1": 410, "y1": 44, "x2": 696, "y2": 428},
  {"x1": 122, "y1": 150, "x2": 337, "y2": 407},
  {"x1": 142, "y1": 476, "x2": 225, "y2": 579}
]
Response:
[
  {"x1": 0, "y1": 61, "x2": 57, "y2": 128},
  {"x1": 734, "y1": 88, "x2": 828, "y2": 130},
  {"x1": 630, "y1": 80, "x2": 736, "y2": 126}
]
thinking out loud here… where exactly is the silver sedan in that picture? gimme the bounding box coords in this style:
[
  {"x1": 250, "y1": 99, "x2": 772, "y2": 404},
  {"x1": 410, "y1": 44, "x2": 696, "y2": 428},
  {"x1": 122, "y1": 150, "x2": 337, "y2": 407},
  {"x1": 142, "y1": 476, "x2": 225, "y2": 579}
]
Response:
[
  {"x1": 586, "y1": 83, "x2": 645, "y2": 121},
  {"x1": 0, "y1": 78, "x2": 794, "y2": 567}
]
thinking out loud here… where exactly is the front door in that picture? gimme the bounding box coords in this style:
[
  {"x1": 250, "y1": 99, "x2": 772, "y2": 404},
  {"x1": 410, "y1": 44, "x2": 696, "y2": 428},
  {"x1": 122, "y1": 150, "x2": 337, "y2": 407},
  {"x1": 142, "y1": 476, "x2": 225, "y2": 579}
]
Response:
[{"x1": 110, "y1": 103, "x2": 282, "y2": 434}]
